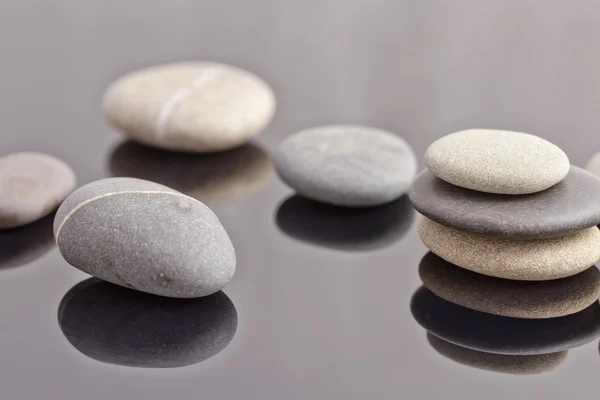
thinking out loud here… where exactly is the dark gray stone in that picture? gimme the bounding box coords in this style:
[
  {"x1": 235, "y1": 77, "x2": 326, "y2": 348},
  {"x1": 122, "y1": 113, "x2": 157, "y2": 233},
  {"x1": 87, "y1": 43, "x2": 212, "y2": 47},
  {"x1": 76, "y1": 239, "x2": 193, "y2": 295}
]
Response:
[
  {"x1": 410, "y1": 286, "x2": 600, "y2": 355},
  {"x1": 275, "y1": 194, "x2": 414, "y2": 251},
  {"x1": 58, "y1": 278, "x2": 237, "y2": 368},
  {"x1": 427, "y1": 334, "x2": 567, "y2": 375},
  {"x1": 109, "y1": 141, "x2": 272, "y2": 204},
  {"x1": 274, "y1": 125, "x2": 417, "y2": 207},
  {"x1": 419, "y1": 252, "x2": 600, "y2": 318},
  {"x1": 409, "y1": 166, "x2": 600, "y2": 239},
  {"x1": 54, "y1": 177, "x2": 236, "y2": 298}
]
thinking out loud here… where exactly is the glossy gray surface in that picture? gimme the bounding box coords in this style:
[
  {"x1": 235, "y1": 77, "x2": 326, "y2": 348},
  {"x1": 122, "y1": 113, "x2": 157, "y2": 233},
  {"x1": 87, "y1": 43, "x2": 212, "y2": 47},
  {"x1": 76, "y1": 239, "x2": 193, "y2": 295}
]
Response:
[{"x1": 2, "y1": 1, "x2": 600, "y2": 399}]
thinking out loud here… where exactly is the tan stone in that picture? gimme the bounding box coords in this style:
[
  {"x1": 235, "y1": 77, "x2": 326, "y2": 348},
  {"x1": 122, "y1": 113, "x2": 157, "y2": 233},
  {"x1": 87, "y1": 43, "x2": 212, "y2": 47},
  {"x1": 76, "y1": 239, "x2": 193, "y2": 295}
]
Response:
[
  {"x1": 418, "y1": 216, "x2": 600, "y2": 280},
  {"x1": 103, "y1": 62, "x2": 275, "y2": 153}
]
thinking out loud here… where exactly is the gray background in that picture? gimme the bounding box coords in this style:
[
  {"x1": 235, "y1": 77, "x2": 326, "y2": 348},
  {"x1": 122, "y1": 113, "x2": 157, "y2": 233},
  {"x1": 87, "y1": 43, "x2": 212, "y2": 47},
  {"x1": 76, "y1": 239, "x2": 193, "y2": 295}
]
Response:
[{"x1": 1, "y1": 1, "x2": 599, "y2": 399}]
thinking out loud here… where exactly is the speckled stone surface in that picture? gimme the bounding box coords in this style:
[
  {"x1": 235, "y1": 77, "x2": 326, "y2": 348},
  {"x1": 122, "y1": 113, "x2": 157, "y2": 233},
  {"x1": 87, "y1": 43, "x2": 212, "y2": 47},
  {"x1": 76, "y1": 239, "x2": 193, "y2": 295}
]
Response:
[
  {"x1": 273, "y1": 125, "x2": 417, "y2": 207},
  {"x1": 425, "y1": 129, "x2": 569, "y2": 194},
  {"x1": 419, "y1": 252, "x2": 600, "y2": 318},
  {"x1": 427, "y1": 334, "x2": 567, "y2": 375},
  {"x1": 409, "y1": 167, "x2": 600, "y2": 239},
  {"x1": 54, "y1": 177, "x2": 236, "y2": 298},
  {"x1": 58, "y1": 278, "x2": 237, "y2": 368},
  {"x1": 103, "y1": 62, "x2": 276, "y2": 153},
  {"x1": 419, "y1": 217, "x2": 600, "y2": 280},
  {"x1": 275, "y1": 195, "x2": 414, "y2": 251},
  {"x1": 586, "y1": 152, "x2": 600, "y2": 177},
  {"x1": 0, "y1": 213, "x2": 55, "y2": 269},
  {"x1": 0, "y1": 152, "x2": 76, "y2": 229},
  {"x1": 410, "y1": 286, "x2": 600, "y2": 355},
  {"x1": 109, "y1": 141, "x2": 272, "y2": 204}
]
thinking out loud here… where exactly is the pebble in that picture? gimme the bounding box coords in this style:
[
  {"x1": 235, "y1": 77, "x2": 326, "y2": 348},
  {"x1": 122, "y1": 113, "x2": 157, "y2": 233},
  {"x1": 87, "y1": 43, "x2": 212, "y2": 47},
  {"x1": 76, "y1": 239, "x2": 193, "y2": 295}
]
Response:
[
  {"x1": 53, "y1": 177, "x2": 236, "y2": 298},
  {"x1": 0, "y1": 152, "x2": 76, "y2": 229},
  {"x1": 274, "y1": 125, "x2": 417, "y2": 207},
  {"x1": 275, "y1": 194, "x2": 414, "y2": 251},
  {"x1": 59, "y1": 278, "x2": 237, "y2": 368},
  {"x1": 418, "y1": 217, "x2": 600, "y2": 280},
  {"x1": 410, "y1": 286, "x2": 600, "y2": 355},
  {"x1": 425, "y1": 129, "x2": 569, "y2": 194},
  {"x1": 586, "y1": 152, "x2": 600, "y2": 177},
  {"x1": 427, "y1": 334, "x2": 567, "y2": 375},
  {"x1": 109, "y1": 141, "x2": 272, "y2": 204},
  {"x1": 419, "y1": 252, "x2": 600, "y2": 318},
  {"x1": 103, "y1": 62, "x2": 276, "y2": 153},
  {"x1": 0, "y1": 213, "x2": 55, "y2": 269},
  {"x1": 409, "y1": 167, "x2": 600, "y2": 239}
]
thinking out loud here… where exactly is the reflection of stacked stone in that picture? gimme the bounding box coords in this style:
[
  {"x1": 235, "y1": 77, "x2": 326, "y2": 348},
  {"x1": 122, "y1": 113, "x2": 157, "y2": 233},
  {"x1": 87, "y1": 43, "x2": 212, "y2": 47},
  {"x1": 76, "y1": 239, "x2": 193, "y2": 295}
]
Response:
[{"x1": 409, "y1": 129, "x2": 600, "y2": 374}]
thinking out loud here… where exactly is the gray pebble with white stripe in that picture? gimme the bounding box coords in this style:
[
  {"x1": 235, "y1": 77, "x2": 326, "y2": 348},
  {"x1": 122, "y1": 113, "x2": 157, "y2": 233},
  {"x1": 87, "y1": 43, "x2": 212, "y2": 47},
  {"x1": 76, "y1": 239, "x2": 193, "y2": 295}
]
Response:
[{"x1": 54, "y1": 177, "x2": 235, "y2": 298}]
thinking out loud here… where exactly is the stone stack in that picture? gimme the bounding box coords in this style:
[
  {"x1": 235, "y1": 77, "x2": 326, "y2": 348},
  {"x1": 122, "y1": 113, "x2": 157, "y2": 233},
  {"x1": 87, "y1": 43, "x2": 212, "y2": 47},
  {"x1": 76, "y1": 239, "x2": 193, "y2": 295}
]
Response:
[{"x1": 409, "y1": 129, "x2": 600, "y2": 365}]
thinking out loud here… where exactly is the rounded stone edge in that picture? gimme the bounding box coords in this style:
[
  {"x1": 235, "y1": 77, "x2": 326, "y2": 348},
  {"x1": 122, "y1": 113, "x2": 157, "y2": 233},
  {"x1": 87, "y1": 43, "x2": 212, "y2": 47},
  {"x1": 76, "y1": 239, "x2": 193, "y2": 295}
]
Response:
[
  {"x1": 273, "y1": 125, "x2": 417, "y2": 207},
  {"x1": 424, "y1": 130, "x2": 570, "y2": 195},
  {"x1": 418, "y1": 216, "x2": 600, "y2": 281}
]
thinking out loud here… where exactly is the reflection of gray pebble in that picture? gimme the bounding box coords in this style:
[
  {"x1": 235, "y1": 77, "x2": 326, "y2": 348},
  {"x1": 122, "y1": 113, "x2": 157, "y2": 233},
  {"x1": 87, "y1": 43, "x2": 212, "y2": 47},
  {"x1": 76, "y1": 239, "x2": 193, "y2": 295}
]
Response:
[
  {"x1": 0, "y1": 152, "x2": 76, "y2": 229},
  {"x1": 275, "y1": 195, "x2": 414, "y2": 251},
  {"x1": 427, "y1": 334, "x2": 567, "y2": 375},
  {"x1": 53, "y1": 178, "x2": 236, "y2": 298},
  {"x1": 58, "y1": 279, "x2": 237, "y2": 368},
  {"x1": 411, "y1": 286, "x2": 600, "y2": 355},
  {"x1": 274, "y1": 126, "x2": 417, "y2": 207},
  {"x1": 103, "y1": 62, "x2": 275, "y2": 152}
]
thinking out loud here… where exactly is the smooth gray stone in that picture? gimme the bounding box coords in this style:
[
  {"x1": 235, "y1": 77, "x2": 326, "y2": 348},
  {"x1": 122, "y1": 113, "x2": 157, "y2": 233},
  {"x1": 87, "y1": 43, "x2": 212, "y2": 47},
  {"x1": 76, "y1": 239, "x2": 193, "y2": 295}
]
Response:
[
  {"x1": 410, "y1": 286, "x2": 600, "y2": 355},
  {"x1": 58, "y1": 278, "x2": 237, "y2": 368},
  {"x1": 53, "y1": 177, "x2": 236, "y2": 298},
  {"x1": 427, "y1": 334, "x2": 567, "y2": 375},
  {"x1": 109, "y1": 141, "x2": 272, "y2": 205},
  {"x1": 274, "y1": 125, "x2": 417, "y2": 207},
  {"x1": 409, "y1": 166, "x2": 600, "y2": 239},
  {"x1": 275, "y1": 194, "x2": 414, "y2": 251}
]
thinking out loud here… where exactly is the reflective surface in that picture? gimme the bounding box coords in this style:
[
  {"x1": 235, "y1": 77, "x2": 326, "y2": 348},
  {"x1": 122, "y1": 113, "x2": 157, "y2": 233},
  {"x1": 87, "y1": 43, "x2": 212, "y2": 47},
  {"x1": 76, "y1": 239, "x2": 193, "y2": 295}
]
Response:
[{"x1": 2, "y1": 1, "x2": 600, "y2": 398}]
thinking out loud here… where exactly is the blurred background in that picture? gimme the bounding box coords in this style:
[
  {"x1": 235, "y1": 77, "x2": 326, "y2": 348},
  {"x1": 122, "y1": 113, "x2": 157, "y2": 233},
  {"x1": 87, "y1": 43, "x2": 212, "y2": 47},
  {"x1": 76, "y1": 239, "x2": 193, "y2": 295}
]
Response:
[{"x1": 2, "y1": 1, "x2": 600, "y2": 399}]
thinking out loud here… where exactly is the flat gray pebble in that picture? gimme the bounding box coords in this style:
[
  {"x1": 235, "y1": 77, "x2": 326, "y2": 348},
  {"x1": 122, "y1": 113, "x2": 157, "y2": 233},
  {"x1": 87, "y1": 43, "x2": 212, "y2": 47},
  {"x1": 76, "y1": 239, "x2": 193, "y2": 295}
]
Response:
[
  {"x1": 274, "y1": 125, "x2": 417, "y2": 207},
  {"x1": 53, "y1": 177, "x2": 235, "y2": 298},
  {"x1": 409, "y1": 167, "x2": 600, "y2": 239}
]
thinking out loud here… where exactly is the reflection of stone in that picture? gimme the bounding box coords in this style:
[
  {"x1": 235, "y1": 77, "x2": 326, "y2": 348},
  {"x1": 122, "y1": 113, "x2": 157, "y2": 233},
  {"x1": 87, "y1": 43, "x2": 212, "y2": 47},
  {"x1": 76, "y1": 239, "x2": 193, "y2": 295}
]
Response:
[
  {"x1": 410, "y1": 286, "x2": 600, "y2": 355},
  {"x1": 58, "y1": 279, "x2": 238, "y2": 368},
  {"x1": 0, "y1": 212, "x2": 55, "y2": 269},
  {"x1": 419, "y1": 252, "x2": 600, "y2": 319},
  {"x1": 275, "y1": 195, "x2": 414, "y2": 251},
  {"x1": 109, "y1": 141, "x2": 272, "y2": 204},
  {"x1": 427, "y1": 334, "x2": 567, "y2": 375}
]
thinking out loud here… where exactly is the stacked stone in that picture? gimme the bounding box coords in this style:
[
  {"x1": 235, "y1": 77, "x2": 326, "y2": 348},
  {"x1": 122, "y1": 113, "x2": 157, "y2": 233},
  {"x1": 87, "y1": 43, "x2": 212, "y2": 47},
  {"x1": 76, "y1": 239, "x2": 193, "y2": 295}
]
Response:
[{"x1": 409, "y1": 129, "x2": 600, "y2": 362}]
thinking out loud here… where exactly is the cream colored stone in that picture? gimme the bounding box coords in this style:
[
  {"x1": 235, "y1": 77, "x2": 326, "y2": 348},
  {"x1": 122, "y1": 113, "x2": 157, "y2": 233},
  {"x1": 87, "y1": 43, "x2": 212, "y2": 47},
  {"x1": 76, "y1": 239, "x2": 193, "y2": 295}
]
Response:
[
  {"x1": 418, "y1": 217, "x2": 600, "y2": 281},
  {"x1": 0, "y1": 152, "x2": 76, "y2": 229},
  {"x1": 425, "y1": 129, "x2": 569, "y2": 194},
  {"x1": 103, "y1": 62, "x2": 276, "y2": 152},
  {"x1": 586, "y1": 152, "x2": 600, "y2": 177}
]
